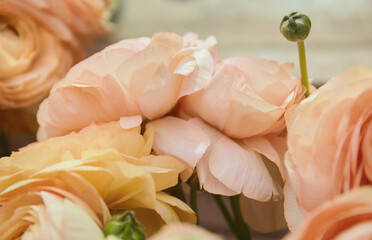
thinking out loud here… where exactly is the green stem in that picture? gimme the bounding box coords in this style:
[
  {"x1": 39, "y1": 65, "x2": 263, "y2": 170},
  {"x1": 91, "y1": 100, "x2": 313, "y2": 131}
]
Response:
[
  {"x1": 190, "y1": 186, "x2": 199, "y2": 224},
  {"x1": 212, "y1": 195, "x2": 236, "y2": 235},
  {"x1": 170, "y1": 183, "x2": 186, "y2": 202},
  {"x1": 0, "y1": 131, "x2": 11, "y2": 157},
  {"x1": 230, "y1": 195, "x2": 251, "y2": 240},
  {"x1": 297, "y1": 41, "x2": 310, "y2": 97}
]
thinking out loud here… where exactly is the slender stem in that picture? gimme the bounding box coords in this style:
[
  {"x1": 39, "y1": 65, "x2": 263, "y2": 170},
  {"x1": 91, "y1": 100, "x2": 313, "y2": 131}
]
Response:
[
  {"x1": 297, "y1": 41, "x2": 310, "y2": 97},
  {"x1": 190, "y1": 186, "x2": 199, "y2": 224},
  {"x1": 230, "y1": 195, "x2": 251, "y2": 240},
  {"x1": 212, "y1": 195, "x2": 236, "y2": 235},
  {"x1": 0, "y1": 130, "x2": 11, "y2": 157},
  {"x1": 170, "y1": 183, "x2": 186, "y2": 202}
]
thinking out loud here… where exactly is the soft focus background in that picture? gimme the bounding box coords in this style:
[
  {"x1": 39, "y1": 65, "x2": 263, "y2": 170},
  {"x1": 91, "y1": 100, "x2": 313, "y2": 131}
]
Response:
[
  {"x1": 2, "y1": 0, "x2": 372, "y2": 239},
  {"x1": 91, "y1": 0, "x2": 372, "y2": 86}
]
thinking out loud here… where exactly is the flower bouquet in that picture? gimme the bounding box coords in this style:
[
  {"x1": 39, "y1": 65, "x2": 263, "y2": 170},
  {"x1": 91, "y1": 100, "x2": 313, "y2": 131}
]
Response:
[{"x1": 0, "y1": 3, "x2": 372, "y2": 240}]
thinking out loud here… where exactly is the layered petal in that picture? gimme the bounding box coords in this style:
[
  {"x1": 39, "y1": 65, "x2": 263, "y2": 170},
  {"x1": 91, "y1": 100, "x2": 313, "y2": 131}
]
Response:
[
  {"x1": 0, "y1": 187, "x2": 106, "y2": 240},
  {"x1": 179, "y1": 56, "x2": 304, "y2": 139},
  {"x1": 190, "y1": 118, "x2": 280, "y2": 201},
  {"x1": 0, "y1": 120, "x2": 191, "y2": 234},
  {"x1": 38, "y1": 32, "x2": 216, "y2": 139},
  {"x1": 149, "y1": 223, "x2": 223, "y2": 240},
  {"x1": 0, "y1": 2, "x2": 81, "y2": 109},
  {"x1": 285, "y1": 65, "x2": 372, "y2": 218},
  {"x1": 146, "y1": 117, "x2": 210, "y2": 180},
  {"x1": 285, "y1": 187, "x2": 372, "y2": 240}
]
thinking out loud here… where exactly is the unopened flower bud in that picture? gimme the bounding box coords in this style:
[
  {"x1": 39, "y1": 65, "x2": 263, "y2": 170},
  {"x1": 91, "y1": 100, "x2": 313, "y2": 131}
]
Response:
[
  {"x1": 104, "y1": 211, "x2": 145, "y2": 240},
  {"x1": 280, "y1": 12, "x2": 311, "y2": 42}
]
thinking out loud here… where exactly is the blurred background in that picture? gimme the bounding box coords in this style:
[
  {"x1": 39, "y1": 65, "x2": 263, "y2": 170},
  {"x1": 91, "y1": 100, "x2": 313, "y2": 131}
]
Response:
[
  {"x1": 1, "y1": 1, "x2": 372, "y2": 239},
  {"x1": 91, "y1": 0, "x2": 372, "y2": 86}
]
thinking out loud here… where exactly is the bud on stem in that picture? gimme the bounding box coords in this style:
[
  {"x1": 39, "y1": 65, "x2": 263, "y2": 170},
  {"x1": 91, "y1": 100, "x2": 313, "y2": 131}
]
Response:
[
  {"x1": 280, "y1": 12, "x2": 311, "y2": 97},
  {"x1": 104, "y1": 211, "x2": 145, "y2": 240}
]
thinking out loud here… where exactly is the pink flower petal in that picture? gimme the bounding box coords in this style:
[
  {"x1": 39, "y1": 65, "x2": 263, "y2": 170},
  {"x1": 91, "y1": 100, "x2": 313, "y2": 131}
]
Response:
[
  {"x1": 120, "y1": 115, "x2": 142, "y2": 129},
  {"x1": 146, "y1": 117, "x2": 210, "y2": 176},
  {"x1": 190, "y1": 118, "x2": 280, "y2": 200}
]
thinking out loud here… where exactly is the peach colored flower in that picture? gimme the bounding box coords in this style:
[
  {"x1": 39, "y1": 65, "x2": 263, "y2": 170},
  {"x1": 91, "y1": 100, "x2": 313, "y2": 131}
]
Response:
[
  {"x1": 0, "y1": 186, "x2": 106, "y2": 240},
  {"x1": 149, "y1": 223, "x2": 223, "y2": 240},
  {"x1": 7, "y1": 0, "x2": 115, "y2": 38},
  {"x1": 179, "y1": 57, "x2": 305, "y2": 139},
  {"x1": 0, "y1": 121, "x2": 196, "y2": 235},
  {"x1": 284, "y1": 187, "x2": 372, "y2": 240},
  {"x1": 147, "y1": 57, "x2": 303, "y2": 201},
  {"x1": 37, "y1": 32, "x2": 216, "y2": 140},
  {"x1": 0, "y1": 2, "x2": 81, "y2": 109},
  {"x1": 284, "y1": 66, "x2": 372, "y2": 227}
]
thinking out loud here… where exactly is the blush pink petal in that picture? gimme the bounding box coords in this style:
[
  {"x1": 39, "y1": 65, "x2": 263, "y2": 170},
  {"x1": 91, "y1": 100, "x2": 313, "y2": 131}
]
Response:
[
  {"x1": 120, "y1": 115, "x2": 142, "y2": 129},
  {"x1": 242, "y1": 135, "x2": 287, "y2": 180},
  {"x1": 172, "y1": 49, "x2": 214, "y2": 99},
  {"x1": 283, "y1": 181, "x2": 305, "y2": 231},
  {"x1": 189, "y1": 118, "x2": 280, "y2": 200},
  {"x1": 182, "y1": 32, "x2": 219, "y2": 64},
  {"x1": 179, "y1": 57, "x2": 304, "y2": 139},
  {"x1": 37, "y1": 32, "x2": 216, "y2": 139},
  {"x1": 146, "y1": 117, "x2": 211, "y2": 180}
]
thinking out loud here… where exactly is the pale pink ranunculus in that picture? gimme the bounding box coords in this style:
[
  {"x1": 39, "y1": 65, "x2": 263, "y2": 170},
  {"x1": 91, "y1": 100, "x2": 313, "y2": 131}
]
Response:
[
  {"x1": 37, "y1": 32, "x2": 216, "y2": 140},
  {"x1": 146, "y1": 57, "x2": 303, "y2": 201},
  {"x1": 0, "y1": 186, "x2": 106, "y2": 240},
  {"x1": 8, "y1": 0, "x2": 114, "y2": 39},
  {"x1": 149, "y1": 223, "x2": 223, "y2": 240},
  {"x1": 147, "y1": 116, "x2": 286, "y2": 201},
  {"x1": 0, "y1": 2, "x2": 81, "y2": 109},
  {"x1": 284, "y1": 65, "x2": 372, "y2": 228},
  {"x1": 284, "y1": 186, "x2": 372, "y2": 240},
  {"x1": 179, "y1": 57, "x2": 305, "y2": 139}
]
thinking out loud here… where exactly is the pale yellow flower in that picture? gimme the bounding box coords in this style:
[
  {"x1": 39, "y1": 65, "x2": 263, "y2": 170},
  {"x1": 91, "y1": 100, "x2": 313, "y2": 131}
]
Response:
[
  {"x1": 149, "y1": 223, "x2": 223, "y2": 240},
  {"x1": 0, "y1": 121, "x2": 196, "y2": 235},
  {"x1": 0, "y1": 186, "x2": 106, "y2": 240}
]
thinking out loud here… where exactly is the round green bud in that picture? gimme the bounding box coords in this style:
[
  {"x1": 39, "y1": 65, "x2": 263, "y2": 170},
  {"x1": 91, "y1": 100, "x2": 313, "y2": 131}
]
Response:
[
  {"x1": 104, "y1": 211, "x2": 146, "y2": 240},
  {"x1": 280, "y1": 12, "x2": 311, "y2": 42}
]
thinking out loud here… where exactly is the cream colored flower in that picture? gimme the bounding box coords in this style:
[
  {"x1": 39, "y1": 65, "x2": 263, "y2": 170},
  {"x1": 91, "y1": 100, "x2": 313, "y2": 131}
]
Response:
[
  {"x1": 0, "y1": 186, "x2": 107, "y2": 240},
  {"x1": 0, "y1": 1, "x2": 81, "y2": 109},
  {"x1": 0, "y1": 121, "x2": 196, "y2": 235}
]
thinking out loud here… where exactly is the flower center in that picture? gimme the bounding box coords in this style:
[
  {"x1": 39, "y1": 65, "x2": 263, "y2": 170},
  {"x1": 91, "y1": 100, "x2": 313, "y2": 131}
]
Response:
[{"x1": 0, "y1": 20, "x2": 24, "y2": 60}]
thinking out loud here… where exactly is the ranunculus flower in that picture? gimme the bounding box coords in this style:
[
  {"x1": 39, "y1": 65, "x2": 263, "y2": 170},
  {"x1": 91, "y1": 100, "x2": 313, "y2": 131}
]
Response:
[
  {"x1": 37, "y1": 32, "x2": 216, "y2": 140},
  {"x1": 179, "y1": 57, "x2": 305, "y2": 139},
  {"x1": 0, "y1": 1, "x2": 81, "y2": 109},
  {"x1": 0, "y1": 121, "x2": 196, "y2": 235},
  {"x1": 0, "y1": 186, "x2": 106, "y2": 240},
  {"x1": 284, "y1": 65, "x2": 372, "y2": 228},
  {"x1": 8, "y1": 0, "x2": 115, "y2": 38},
  {"x1": 149, "y1": 223, "x2": 223, "y2": 240},
  {"x1": 284, "y1": 187, "x2": 372, "y2": 240},
  {"x1": 147, "y1": 57, "x2": 303, "y2": 201},
  {"x1": 147, "y1": 117, "x2": 284, "y2": 200}
]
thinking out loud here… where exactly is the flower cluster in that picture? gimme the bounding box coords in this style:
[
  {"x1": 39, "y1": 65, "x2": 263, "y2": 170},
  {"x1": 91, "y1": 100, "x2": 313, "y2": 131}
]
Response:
[
  {"x1": 1, "y1": 25, "x2": 371, "y2": 239},
  {"x1": 37, "y1": 32, "x2": 305, "y2": 205},
  {"x1": 0, "y1": 121, "x2": 195, "y2": 238},
  {"x1": 0, "y1": 0, "x2": 114, "y2": 110}
]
